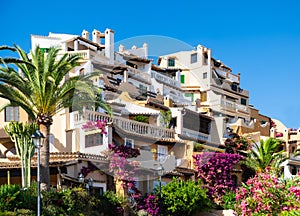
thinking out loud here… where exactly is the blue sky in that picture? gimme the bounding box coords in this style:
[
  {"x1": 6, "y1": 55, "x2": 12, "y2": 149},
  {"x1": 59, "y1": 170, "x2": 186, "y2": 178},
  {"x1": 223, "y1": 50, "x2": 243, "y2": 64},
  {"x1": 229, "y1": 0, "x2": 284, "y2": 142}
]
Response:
[{"x1": 1, "y1": 0, "x2": 300, "y2": 128}]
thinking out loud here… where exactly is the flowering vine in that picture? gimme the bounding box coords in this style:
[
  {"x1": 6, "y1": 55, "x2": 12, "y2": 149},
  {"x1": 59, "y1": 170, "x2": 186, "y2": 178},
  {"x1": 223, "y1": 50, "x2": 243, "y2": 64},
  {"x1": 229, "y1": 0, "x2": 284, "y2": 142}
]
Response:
[
  {"x1": 108, "y1": 144, "x2": 140, "y2": 191},
  {"x1": 82, "y1": 119, "x2": 107, "y2": 134},
  {"x1": 193, "y1": 152, "x2": 244, "y2": 204}
]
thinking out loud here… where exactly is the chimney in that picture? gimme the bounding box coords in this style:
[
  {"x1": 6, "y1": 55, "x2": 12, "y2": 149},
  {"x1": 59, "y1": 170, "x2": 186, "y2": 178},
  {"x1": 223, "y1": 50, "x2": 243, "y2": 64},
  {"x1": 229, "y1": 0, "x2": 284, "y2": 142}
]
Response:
[
  {"x1": 82, "y1": 30, "x2": 90, "y2": 40},
  {"x1": 105, "y1": 28, "x2": 114, "y2": 65},
  {"x1": 119, "y1": 44, "x2": 125, "y2": 52},
  {"x1": 92, "y1": 29, "x2": 101, "y2": 44},
  {"x1": 143, "y1": 43, "x2": 148, "y2": 58}
]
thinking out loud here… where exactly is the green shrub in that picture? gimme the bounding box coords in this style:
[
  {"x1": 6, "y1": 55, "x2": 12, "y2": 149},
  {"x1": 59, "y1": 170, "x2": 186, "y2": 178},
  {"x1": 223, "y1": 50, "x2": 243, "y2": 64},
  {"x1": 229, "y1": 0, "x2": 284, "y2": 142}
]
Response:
[
  {"x1": 98, "y1": 191, "x2": 124, "y2": 216},
  {"x1": 0, "y1": 184, "x2": 21, "y2": 212},
  {"x1": 157, "y1": 178, "x2": 213, "y2": 216},
  {"x1": 280, "y1": 210, "x2": 300, "y2": 216},
  {"x1": 0, "y1": 209, "x2": 34, "y2": 216},
  {"x1": 221, "y1": 190, "x2": 236, "y2": 210},
  {"x1": 133, "y1": 115, "x2": 149, "y2": 123}
]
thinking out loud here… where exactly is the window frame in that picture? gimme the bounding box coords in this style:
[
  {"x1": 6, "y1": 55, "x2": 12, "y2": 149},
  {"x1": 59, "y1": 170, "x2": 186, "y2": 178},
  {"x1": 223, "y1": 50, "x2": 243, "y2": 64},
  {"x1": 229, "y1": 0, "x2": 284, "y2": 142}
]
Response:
[
  {"x1": 191, "y1": 53, "x2": 197, "y2": 64},
  {"x1": 168, "y1": 58, "x2": 175, "y2": 67},
  {"x1": 4, "y1": 106, "x2": 19, "y2": 122},
  {"x1": 241, "y1": 98, "x2": 247, "y2": 105},
  {"x1": 85, "y1": 133, "x2": 103, "y2": 148},
  {"x1": 124, "y1": 138, "x2": 134, "y2": 149}
]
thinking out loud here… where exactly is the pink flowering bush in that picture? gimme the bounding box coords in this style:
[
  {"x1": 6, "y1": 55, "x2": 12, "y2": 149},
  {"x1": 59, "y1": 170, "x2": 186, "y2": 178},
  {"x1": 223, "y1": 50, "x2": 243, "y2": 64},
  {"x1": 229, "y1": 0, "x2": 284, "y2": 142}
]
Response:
[
  {"x1": 193, "y1": 152, "x2": 244, "y2": 204},
  {"x1": 82, "y1": 120, "x2": 107, "y2": 134},
  {"x1": 235, "y1": 170, "x2": 300, "y2": 215},
  {"x1": 108, "y1": 144, "x2": 140, "y2": 190}
]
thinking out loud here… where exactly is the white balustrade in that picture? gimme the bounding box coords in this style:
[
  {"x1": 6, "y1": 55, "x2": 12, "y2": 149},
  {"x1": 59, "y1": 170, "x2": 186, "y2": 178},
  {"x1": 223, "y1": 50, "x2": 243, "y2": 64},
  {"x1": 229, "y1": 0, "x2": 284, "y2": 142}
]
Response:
[
  {"x1": 236, "y1": 104, "x2": 250, "y2": 113},
  {"x1": 215, "y1": 69, "x2": 239, "y2": 83},
  {"x1": 73, "y1": 110, "x2": 175, "y2": 139},
  {"x1": 151, "y1": 71, "x2": 181, "y2": 88},
  {"x1": 128, "y1": 68, "x2": 151, "y2": 83},
  {"x1": 57, "y1": 50, "x2": 97, "y2": 61},
  {"x1": 221, "y1": 99, "x2": 236, "y2": 111}
]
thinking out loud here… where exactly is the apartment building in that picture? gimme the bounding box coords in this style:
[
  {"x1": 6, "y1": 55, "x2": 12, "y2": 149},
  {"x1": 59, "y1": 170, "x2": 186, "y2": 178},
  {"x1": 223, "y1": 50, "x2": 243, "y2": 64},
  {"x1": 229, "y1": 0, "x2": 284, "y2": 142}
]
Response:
[
  {"x1": 0, "y1": 28, "x2": 218, "y2": 194},
  {"x1": 158, "y1": 44, "x2": 271, "y2": 144},
  {"x1": 269, "y1": 119, "x2": 300, "y2": 179}
]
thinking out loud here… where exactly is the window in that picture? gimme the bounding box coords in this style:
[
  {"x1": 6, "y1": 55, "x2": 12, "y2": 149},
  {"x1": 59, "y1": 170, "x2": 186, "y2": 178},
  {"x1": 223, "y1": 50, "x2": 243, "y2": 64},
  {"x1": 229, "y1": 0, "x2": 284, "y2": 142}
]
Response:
[
  {"x1": 124, "y1": 138, "x2": 134, "y2": 149},
  {"x1": 261, "y1": 120, "x2": 267, "y2": 125},
  {"x1": 203, "y1": 72, "x2": 208, "y2": 79},
  {"x1": 203, "y1": 53, "x2": 208, "y2": 65},
  {"x1": 138, "y1": 84, "x2": 148, "y2": 97},
  {"x1": 184, "y1": 93, "x2": 194, "y2": 102},
  {"x1": 231, "y1": 83, "x2": 238, "y2": 92},
  {"x1": 191, "y1": 53, "x2": 197, "y2": 64},
  {"x1": 85, "y1": 133, "x2": 103, "y2": 148},
  {"x1": 40, "y1": 48, "x2": 49, "y2": 53},
  {"x1": 180, "y1": 74, "x2": 185, "y2": 84},
  {"x1": 168, "y1": 58, "x2": 175, "y2": 67},
  {"x1": 241, "y1": 98, "x2": 247, "y2": 105},
  {"x1": 157, "y1": 145, "x2": 168, "y2": 163},
  {"x1": 5, "y1": 106, "x2": 19, "y2": 122}
]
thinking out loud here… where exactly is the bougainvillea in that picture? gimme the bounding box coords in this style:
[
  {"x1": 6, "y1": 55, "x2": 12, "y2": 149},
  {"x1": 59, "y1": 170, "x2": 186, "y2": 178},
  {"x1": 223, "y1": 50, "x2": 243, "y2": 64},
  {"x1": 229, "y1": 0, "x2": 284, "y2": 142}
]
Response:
[
  {"x1": 137, "y1": 194, "x2": 160, "y2": 216},
  {"x1": 108, "y1": 144, "x2": 140, "y2": 191},
  {"x1": 193, "y1": 152, "x2": 244, "y2": 204},
  {"x1": 82, "y1": 120, "x2": 107, "y2": 134},
  {"x1": 235, "y1": 170, "x2": 300, "y2": 215}
]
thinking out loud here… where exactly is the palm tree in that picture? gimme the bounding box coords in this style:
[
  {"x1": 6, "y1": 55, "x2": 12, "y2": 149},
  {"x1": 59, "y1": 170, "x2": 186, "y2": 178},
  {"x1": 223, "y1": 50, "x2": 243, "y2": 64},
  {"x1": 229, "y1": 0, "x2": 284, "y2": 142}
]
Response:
[
  {"x1": 0, "y1": 45, "x2": 110, "y2": 190},
  {"x1": 244, "y1": 138, "x2": 287, "y2": 174}
]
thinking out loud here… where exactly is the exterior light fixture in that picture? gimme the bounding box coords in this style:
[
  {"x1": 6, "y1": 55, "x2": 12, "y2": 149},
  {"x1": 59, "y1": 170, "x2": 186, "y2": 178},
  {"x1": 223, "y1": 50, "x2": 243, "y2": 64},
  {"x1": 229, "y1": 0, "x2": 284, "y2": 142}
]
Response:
[{"x1": 32, "y1": 129, "x2": 45, "y2": 216}]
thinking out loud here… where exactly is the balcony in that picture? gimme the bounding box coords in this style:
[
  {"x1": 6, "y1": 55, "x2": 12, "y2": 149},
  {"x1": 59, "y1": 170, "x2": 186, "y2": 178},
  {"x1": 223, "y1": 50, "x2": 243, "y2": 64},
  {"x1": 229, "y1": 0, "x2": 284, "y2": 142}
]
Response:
[
  {"x1": 220, "y1": 100, "x2": 250, "y2": 114},
  {"x1": 236, "y1": 104, "x2": 250, "y2": 113},
  {"x1": 221, "y1": 99, "x2": 236, "y2": 112},
  {"x1": 168, "y1": 92, "x2": 192, "y2": 106},
  {"x1": 151, "y1": 71, "x2": 181, "y2": 88},
  {"x1": 128, "y1": 68, "x2": 151, "y2": 84},
  {"x1": 73, "y1": 110, "x2": 175, "y2": 140},
  {"x1": 57, "y1": 50, "x2": 98, "y2": 61},
  {"x1": 215, "y1": 69, "x2": 239, "y2": 83},
  {"x1": 180, "y1": 128, "x2": 210, "y2": 142}
]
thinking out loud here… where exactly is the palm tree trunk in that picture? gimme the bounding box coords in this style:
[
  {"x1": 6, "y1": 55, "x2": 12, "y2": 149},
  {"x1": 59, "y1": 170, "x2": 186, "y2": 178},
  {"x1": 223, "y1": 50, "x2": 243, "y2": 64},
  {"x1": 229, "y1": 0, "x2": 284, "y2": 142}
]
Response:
[{"x1": 40, "y1": 124, "x2": 50, "y2": 191}]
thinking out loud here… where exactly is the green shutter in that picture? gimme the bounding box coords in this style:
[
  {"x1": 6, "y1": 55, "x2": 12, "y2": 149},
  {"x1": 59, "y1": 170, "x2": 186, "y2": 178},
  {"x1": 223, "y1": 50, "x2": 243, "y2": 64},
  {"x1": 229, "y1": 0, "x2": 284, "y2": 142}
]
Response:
[{"x1": 180, "y1": 74, "x2": 185, "y2": 84}]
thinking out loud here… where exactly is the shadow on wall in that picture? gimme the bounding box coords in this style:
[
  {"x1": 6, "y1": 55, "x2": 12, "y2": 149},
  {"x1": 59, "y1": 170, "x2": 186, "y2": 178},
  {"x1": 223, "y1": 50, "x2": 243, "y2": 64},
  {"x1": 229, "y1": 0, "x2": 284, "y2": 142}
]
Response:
[{"x1": 210, "y1": 119, "x2": 222, "y2": 144}]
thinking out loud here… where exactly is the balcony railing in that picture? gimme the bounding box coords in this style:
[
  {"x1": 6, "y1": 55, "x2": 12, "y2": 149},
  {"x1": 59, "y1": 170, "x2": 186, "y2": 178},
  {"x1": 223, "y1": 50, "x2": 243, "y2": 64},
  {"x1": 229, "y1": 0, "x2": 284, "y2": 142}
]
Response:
[
  {"x1": 168, "y1": 92, "x2": 192, "y2": 106},
  {"x1": 57, "y1": 50, "x2": 98, "y2": 61},
  {"x1": 221, "y1": 99, "x2": 236, "y2": 112},
  {"x1": 220, "y1": 100, "x2": 250, "y2": 114},
  {"x1": 236, "y1": 104, "x2": 250, "y2": 113},
  {"x1": 128, "y1": 68, "x2": 151, "y2": 83},
  {"x1": 73, "y1": 110, "x2": 175, "y2": 140},
  {"x1": 151, "y1": 71, "x2": 180, "y2": 88},
  {"x1": 181, "y1": 128, "x2": 210, "y2": 142},
  {"x1": 215, "y1": 69, "x2": 239, "y2": 83}
]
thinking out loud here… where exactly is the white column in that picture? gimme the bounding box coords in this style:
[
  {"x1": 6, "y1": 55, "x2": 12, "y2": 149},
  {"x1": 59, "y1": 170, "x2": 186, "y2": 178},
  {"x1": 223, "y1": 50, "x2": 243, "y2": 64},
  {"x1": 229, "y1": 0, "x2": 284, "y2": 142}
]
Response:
[{"x1": 74, "y1": 40, "x2": 78, "y2": 51}]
